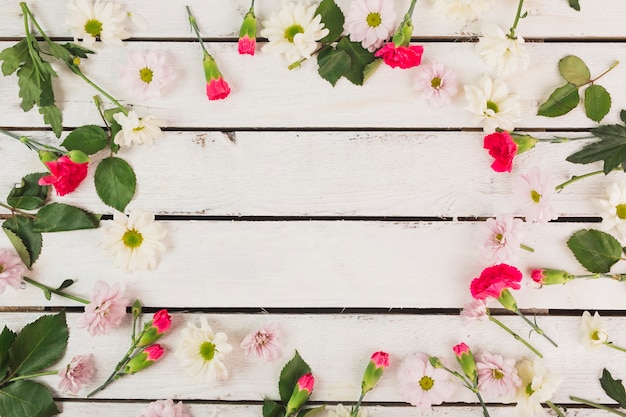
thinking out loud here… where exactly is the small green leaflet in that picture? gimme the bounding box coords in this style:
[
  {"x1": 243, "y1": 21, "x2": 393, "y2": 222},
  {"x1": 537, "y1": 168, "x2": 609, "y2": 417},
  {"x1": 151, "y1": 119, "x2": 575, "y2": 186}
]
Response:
[
  {"x1": 33, "y1": 203, "x2": 101, "y2": 232},
  {"x1": 600, "y1": 368, "x2": 626, "y2": 408},
  {"x1": 262, "y1": 400, "x2": 285, "y2": 417},
  {"x1": 6, "y1": 173, "x2": 49, "y2": 210},
  {"x1": 315, "y1": 0, "x2": 344, "y2": 43},
  {"x1": 61, "y1": 125, "x2": 108, "y2": 155},
  {"x1": 2, "y1": 216, "x2": 42, "y2": 269},
  {"x1": 558, "y1": 55, "x2": 590, "y2": 87},
  {"x1": 95, "y1": 157, "x2": 137, "y2": 211},
  {"x1": 569, "y1": 0, "x2": 581, "y2": 11},
  {"x1": 0, "y1": 39, "x2": 29, "y2": 76},
  {"x1": 335, "y1": 38, "x2": 376, "y2": 86},
  {"x1": 566, "y1": 229, "x2": 622, "y2": 273},
  {"x1": 584, "y1": 85, "x2": 611, "y2": 122},
  {"x1": 566, "y1": 123, "x2": 626, "y2": 174},
  {"x1": 317, "y1": 47, "x2": 351, "y2": 86},
  {"x1": 0, "y1": 327, "x2": 17, "y2": 379},
  {"x1": 537, "y1": 83, "x2": 579, "y2": 118},
  {"x1": 278, "y1": 351, "x2": 312, "y2": 404}
]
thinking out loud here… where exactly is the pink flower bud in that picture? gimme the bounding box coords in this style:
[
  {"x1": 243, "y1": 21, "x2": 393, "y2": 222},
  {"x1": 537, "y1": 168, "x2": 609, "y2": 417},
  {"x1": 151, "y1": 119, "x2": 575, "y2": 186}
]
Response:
[
  {"x1": 452, "y1": 342, "x2": 470, "y2": 357},
  {"x1": 285, "y1": 373, "x2": 314, "y2": 415},
  {"x1": 531, "y1": 268, "x2": 573, "y2": 285},
  {"x1": 124, "y1": 344, "x2": 164, "y2": 374},
  {"x1": 452, "y1": 342, "x2": 477, "y2": 384},
  {"x1": 145, "y1": 344, "x2": 164, "y2": 361},
  {"x1": 370, "y1": 351, "x2": 390, "y2": 369},
  {"x1": 152, "y1": 309, "x2": 172, "y2": 333},
  {"x1": 203, "y1": 52, "x2": 230, "y2": 100},
  {"x1": 361, "y1": 351, "x2": 390, "y2": 394},
  {"x1": 296, "y1": 373, "x2": 314, "y2": 393}
]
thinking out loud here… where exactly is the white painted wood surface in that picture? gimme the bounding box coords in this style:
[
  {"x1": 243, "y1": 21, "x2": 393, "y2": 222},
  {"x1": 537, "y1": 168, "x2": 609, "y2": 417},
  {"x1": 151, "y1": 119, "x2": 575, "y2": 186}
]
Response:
[{"x1": 1, "y1": 0, "x2": 626, "y2": 416}]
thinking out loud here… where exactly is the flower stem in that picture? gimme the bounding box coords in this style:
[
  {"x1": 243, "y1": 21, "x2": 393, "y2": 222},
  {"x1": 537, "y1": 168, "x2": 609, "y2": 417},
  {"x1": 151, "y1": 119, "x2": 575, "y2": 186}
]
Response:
[
  {"x1": 539, "y1": 135, "x2": 596, "y2": 143},
  {"x1": 0, "y1": 202, "x2": 38, "y2": 219},
  {"x1": 72, "y1": 71, "x2": 128, "y2": 115},
  {"x1": 591, "y1": 61, "x2": 620, "y2": 83},
  {"x1": 520, "y1": 243, "x2": 534, "y2": 252},
  {"x1": 406, "y1": 0, "x2": 418, "y2": 18},
  {"x1": 570, "y1": 396, "x2": 626, "y2": 417},
  {"x1": 509, "y1": 0, "x2": 525, "y2": 38},
  {"x1": 555, "y1": 169, "x2": 611, "y2": 192},
  {"x1": 475, "y1": 390, "x2": 491, "y2": 417},
  {"x1": 488, "y1": 314, "x2": 543, "y2": 357},
  {"x1": 186, "y1": 6, "x2": 211, "y2": 56},
  {"x1": 0, "y1": 127, "x2": 65, "y2": 154},
  {"x1": 350, "y1": 391, "x2": 366, "y2": 417},
  {"x1": 606, "y1": 341, "x2": 626, "y2": 353},
  {"x1": 546, "y1": 401, "x2": 566, "y2": 417},
  {"x1": 8, "y1": 370, "x2": 58, "y2": 383},
  {"x1": 441, "y1": 364, "x2": 490, "y2": 417},
  {"x1": 513, "y1": 310, "x2": 558, "y2": 347},
  {"x1": 22, "y1": 277, "x2": 89, "y2": 304}
]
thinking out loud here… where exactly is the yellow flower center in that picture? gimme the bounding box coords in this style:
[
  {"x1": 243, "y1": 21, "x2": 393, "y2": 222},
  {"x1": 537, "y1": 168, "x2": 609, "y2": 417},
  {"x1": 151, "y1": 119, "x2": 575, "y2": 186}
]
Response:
[
  {"x1": 139, "y1": 67, "x2": 154, "y2": 83},
  {"x1": 284, "y1": 24, "x2": 304, "y2": 43},
  {"x1": 366, "y1": 12, "x2": 382, "y2": 27},
  {"x1": 0, "y1": 264, "x2": 4, "y2": 274},
  {"x1": 492, "y1": 369, "x2": 504, "y2": 379},
  {"x1": 122, "y1": 229, "x2": 144, "y2": 248},
  {"x1": 591, "y1": 330, "x2": 601, "y2": 341},
  {"x1": 199, "y1": 341, "x2": 216, "y2": 361},
  {"x1": 430, "y1": 77, "x2": 442, "y2": 89},
  {"x1": 419, "y1": 376, "x2": 434, "y2": 391},
  {"x1": 531, "y1": 190, "x2": 541, "y2": 203},
  {"x1": 494, "y1": 233, "x2": 505, "y2": 245},
  {"x1": 616, "y1": 204, "x2": 626, "y2": 220},
  {"x1": 486, "y1": 100, "x2": 499, "y2": 113},
  {"x1": 132, "y1": 125, "x2": 145, "y2": 132},
  {"x1": 84, "y1": 19, "x2": 103, "y2": 37},
  {"x1": 525, "y1": 383, "x2": 534, "y2": 396}
]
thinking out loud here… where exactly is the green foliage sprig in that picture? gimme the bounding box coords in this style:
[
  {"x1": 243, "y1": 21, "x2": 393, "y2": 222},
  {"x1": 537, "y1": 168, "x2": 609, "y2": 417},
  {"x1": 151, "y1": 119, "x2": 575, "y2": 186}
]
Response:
[
  {"x1": 571, "y1": 369, "x2": 626, "y2": 417},
  {"x1": 565, "y1": 229, "x2": 626, "y2": 279}
]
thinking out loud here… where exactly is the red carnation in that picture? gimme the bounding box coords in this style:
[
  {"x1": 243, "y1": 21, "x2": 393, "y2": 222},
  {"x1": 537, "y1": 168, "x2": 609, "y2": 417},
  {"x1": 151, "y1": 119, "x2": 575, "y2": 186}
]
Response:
[
  {"x1": 470, "y1": 263, "x2": 522, "y2": 300},
  {"x1": 38, "y1": 155, "x2": 88, "y2": 196},
  {"x1": 374, "y1": 44, "x2": 424, "y2": 69},
  {"x1": 483, "y1": 131, "x2": 518, "y2": 173}
]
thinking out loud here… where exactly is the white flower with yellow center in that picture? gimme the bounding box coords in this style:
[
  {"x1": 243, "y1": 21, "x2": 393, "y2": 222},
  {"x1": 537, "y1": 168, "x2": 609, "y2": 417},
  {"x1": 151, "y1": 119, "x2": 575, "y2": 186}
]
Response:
[
  {"x1": 102, "y1": 210, "x2": 167, "y2": 272},
  {"x1": 515, "y1": 358, "x2": 562, "y2": 417},
  {"x1": 594, "y1": 183, "x2": 626, "y2": 242},
  {"x1": 113, "y1": 110, "x2": 165, "y2": 147},
  {"x1": 431, "y1": 0, "x2": 496, "y2": 21},
  {"x1": 464, "y1": 76, "x2": 521, "y2": 133},
  {"x1": 476, "y1": 24, "x2": 530, "y2": 74},
  {"x1": 579, "y1": 311, "x2": 609, "y2": 350},
  {"x1": 260, "y1": 1, "x2": 329, "y2": 65},
  {"x1": 344, "y1": 0, "x2": 397, "y2": 52},
  {"x1": 66, "y1": 0, "x2": 130, "y2": 48},
  {"x1": 175, "y1": 317, "x2": 233, "y2": 385}
]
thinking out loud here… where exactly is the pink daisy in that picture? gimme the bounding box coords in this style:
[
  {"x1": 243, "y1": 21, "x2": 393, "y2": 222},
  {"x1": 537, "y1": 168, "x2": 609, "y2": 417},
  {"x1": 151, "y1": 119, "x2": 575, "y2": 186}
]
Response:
[
  {"x1": 139, "y1": 399, "x2": 191, "y2": 417},
  {"x1": 460, "y1": 299, "x2": 488, "y2": 321},
  {"x1": 240, "y1": 322, "x2": 281, "y2": 361},
  {"x1": 397, "y1": 352, "x2": 455, "y2": 410},
  {"x1": 77, "y1": 281, "x2": 128, "y2": 336},
  {"x1": 58, "y1": 354, "x2": 95, "y2": 394},
  {"x1": 0, "y1": 248, "x2": 26, "y2": 294},
  {"x1": 513, "y1": 167, "x2": 558, "y2": 224},
  {"x1": 120, "y1": 49, "x2": 176, "y2": 101},
  {"x1": 475, "y1": 351, "x2": 521, "y2": 400},
  {"x1": 344, "y1": 0, "x2": 397, "y2": 52},
  {"x1": 481, "y1": 214, "x2": 525, "y2": 264},
  {"x1": 414, "y1": 62, "x2": 458, "y2": 108}
]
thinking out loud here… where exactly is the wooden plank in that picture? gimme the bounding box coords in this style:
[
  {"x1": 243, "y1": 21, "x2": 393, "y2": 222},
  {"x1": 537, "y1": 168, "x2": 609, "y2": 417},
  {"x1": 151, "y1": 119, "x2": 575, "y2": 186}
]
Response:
[
  {"x1": 0, "y1": 221, "x2": 622, "y2": 310},
  {"x1": 0, "y1": 130, "x2": 614, "y2": 217},
  {"x1": 1, "y1": 0, "x2": 624, "y2": 39},
  {"x1": 1, "y1": 42, "x2": 625, "y2": 129}
]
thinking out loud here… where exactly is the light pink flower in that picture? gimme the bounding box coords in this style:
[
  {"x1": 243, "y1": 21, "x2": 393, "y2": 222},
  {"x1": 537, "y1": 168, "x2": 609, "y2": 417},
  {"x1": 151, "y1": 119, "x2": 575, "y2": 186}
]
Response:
[
  {"x1": 240, "y1": 322, "x2": 281, "y2": 361},
  {"x1": 120, "y1": 49, "x2": 176, "y2": 101},
  {"x1": 396, "y1": 352, "x2": 455, "y2": 410},
  {"x1": 481, "y1": 214, "x2": 525, "y2": 264},
  {"x1": 77, "y1": 281, "x2": 128, "y2": 336},
  {"x1": 513, "y1": 167, "x2": 558, "y2": 224},
  {"x1": 0, "y1": 248, "x2": 26, "y2": 294},
  {"x1": 139, "y1": 399, "x2": 191, "y2": 417},
  {"x1": 414, "y1": 62, "x2": 458, "y2": 108},
  {"x1": 461, "y1": 299, "x2": 488, "y2": 321},
  {"x1": 58, "y1": 354, "x2": 95, "y2": 394},
  {"x1": 476, "y1": 351, "x2": 521, "y2": 400},
  {"x1": 344, "y1": 0, "x2": 397, "y2": 52}
]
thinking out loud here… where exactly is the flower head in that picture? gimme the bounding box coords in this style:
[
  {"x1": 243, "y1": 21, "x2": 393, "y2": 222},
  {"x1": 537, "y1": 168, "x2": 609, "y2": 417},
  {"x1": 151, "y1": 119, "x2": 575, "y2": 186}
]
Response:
[
  {"x1": 483, "y1": 131, "x2": 517, "y2": 173},
  {"x1": 579, "y1": 311, "x2": 609, "y2": 350},
  {"x1": 460, "y1": 299, "x2": 488, "y2": 321},
  {"x1": 238, "y1": 4, "x2": 257, "y2": 55},
  {"x1": 139, "y1": 399, "x2": 191, "y2": 417},
  {"x1": 113, "y1": 111, "x2": 165, "y2": 147},
  {"x1": 77, "y1": 281, "x2": 128, "y2": 336},
  {"x1": 475, "y1": 24, "x2": 530, "y2": 74},
  {"x1": 475, "y1": 351, "x2": 521, "y2": 400},
  {"x1": 286, "y1": 373, "x2": 315, "y2": 415},
  {"x1": 102, "y1": 210, "x2": 167, "y2": 272},
  {"x1": 0, "y1": 248, "x2": 26, "y2": 294},
  {"x1": 240, "y1": 321, "x2": 281, "y2": 361},
  {"x1": 481, "y1": 214, "x2": 525, "y2": 264},
  {"x1": 260, "y1": 1, "x2": 329, "y2": 65},
  {"x1": 530, "y1": 268, "x2": 574, "y2": 286},
  {"x1": 594, "y1": 183, "x2": 626, "y2": 242},
  {"x1": 175, "y1": 317, "x2": 233, "y2": 385},
  {"x1": 38, "y1": 155, "x2": 89, "y2": 196},
  {"x1": 470, "y1": 264, "x2": 522, "y2": 306},
  {"x1": 431, "y1": 0, "x2": 496, "y2": 21},
  {"x1": 464, "y1": 76, "x2": 521, "y2": 133},
  {"x1": 361, "y1": 351, "x2": 390, "y2": 393},
  {"x1": 515, "y1": 358, "x2": 562, "y2": 417},
  {"x1": 203, "y1": 53, "x2": 230, "y2": 100},
  {"x1": 375, "y1": 44, "x2": 423, "y2": 69},
  {"x1": 120, "y1": 50, "x2": 176, "y2": 101},
  {"x1": 396, "y1": 352, "x2": 455, "y2": 410},
  {"x1": 125, "y1": 344, "x2": 164, "y2": 374},
  {"x1": 58, "y1": 354, "x2": 95, "y2": 394},
  {"x1": 66, "y1": 0, "x2": 130, "y2": 48},
  {"x1": 344, "y1": 0, "x2": 397, "y2": 52},
  {"x1": 138, "y1": 309, "x2": 172, "y2": 347},
  {"x1": 513, "y1": 167, "x2": 558, "y2": 224},
  {"x1": 414, "y1": 62, "x2": 458, "y2": 107}
]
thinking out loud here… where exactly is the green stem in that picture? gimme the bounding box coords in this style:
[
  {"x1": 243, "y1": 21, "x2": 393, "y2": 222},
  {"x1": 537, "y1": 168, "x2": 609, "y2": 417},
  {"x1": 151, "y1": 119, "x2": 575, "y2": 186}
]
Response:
[
  {"x1": 513, "y1": 310, "x2": 558, "y2": 347},
  {"x1": 72, "y1": 71, "x2": 128, "y2": 115},
  {"x1": 186, "y1": 6, "x2": 210, "y2": 56},
  {"x1": 475, "y1": 390, "x2": 491, "y2": 417},
  {"x1": 0, "y1": 127, "x2": 65, "y2": 154},
  {"x1": 508, "y1": 0, "x2": 525, "y2": 38},
  {"x1": 546, "y1": 401, "x2": 566, "y2": 417},
  {"x1": 406, "y1": 0, "x2": 418, "y2": 18},
  {"x1": 488, "y1": 314, "x2": 543, "y2": 357},
  {"x1": 538, "y1": 135, "x2": 596, "y2": 142},
  {"x1": 350, "y1": 392, "x2": 366, "y2": 417},
  {"x1": 606, "y1": 341, "x2": 626, "y2": 353},
  {"x1": 8, "y1": 370, "x2": 58, "y2": 383},
  {"x1": 520, "y1": 243, "x2": 534, "y2": 252},
  {"x1": 0, "y1": 202, "x2": 37, "y2": 219},
  {"x1": 22, "y1": 277, "x2": 89, "y2": 304},
  {"x1": 555, "y1": 169, "x2": 608, "y2": 192},
  {"x1": 570, "y1": 396, "x2": 626, "y2": 417},
  {"x1": 591, "y1": 60, "x2": 620, "y2": 83}
]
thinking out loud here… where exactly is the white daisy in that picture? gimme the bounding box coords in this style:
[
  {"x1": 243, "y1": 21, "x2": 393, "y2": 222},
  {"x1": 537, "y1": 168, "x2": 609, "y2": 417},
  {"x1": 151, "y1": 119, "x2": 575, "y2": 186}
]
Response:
[
  {"x1": 344, "y1": 0, "x2": 397, "y2": 52},
  {"x1": 579, "y1": 311, "x2": 609, "y2": 350},
  {"x1": 175, "y1": 317, "x2": 233, "y2": 385},
  {"x1": 120, "y1": 50, "x2": 176, "y2": 101},
  {"x1": 101, "y1": 210, "x2": 167, "y2": 272},
  {"x1": 513, "y1": 167, "x2": 558, "y2": 224},
  {"x1": 515, "y1": 358, "x2": 562, "y2": 417},
  {"x1": 113, "y1": 110, "x2": 165, "y2": 147},
  {"x1": 66, "y1": 0, "x2": 130, "y2": 48},
  {"x1": 476, "y1": 23, "x2": 530, "y2": 74},
  {"x1": 464, "y1": 76, "x2": 521, "y2": 132},
  {"x1": 260, "y1": 1, "x2": 329, "y2": 65},
  {"x1": 594, "y1": 183, "x2": 626, "y2": 242},
  {"x1": 431, "y1": 0, "x2": 496, "y2": 21}
]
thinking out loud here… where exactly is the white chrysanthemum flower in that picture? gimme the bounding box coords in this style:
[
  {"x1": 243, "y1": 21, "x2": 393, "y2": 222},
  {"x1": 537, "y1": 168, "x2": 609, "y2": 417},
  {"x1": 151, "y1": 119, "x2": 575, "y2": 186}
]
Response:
[
  {"x1": 414, "y1": 62, "x2": 458, "y2": 108},
  {"x1": 66, "y1": 0, "x2": 130, "y2": 48},
  {"x1": 515, "y1": 358, "x2": 562, "y2": 417},
  {"x1": 120, "y1": 50, "x2": 176, "y2": 101},
  {"x1": 431, "y1": 0, "x2": 496, "y2": 21},
  {"x1": 476, "y1": 24, "x2": 530, "y2": 74},
  {"x1": 344, "y1": 0, "x2": 397, "y2": 52},
  {"x1": 260, "y1": 1, "x2": 329, "y2": 64},
  {"x1": 113, "y1": 110, "x2": 165, "y2": 147},
  {"x1": 464, "y1": 76, "x2": 521, "y2": 132},
  {"x1": 594, "y1": 183, "x2": 626, "y2": 242},
  {"x1": 579, "y1": 311, "x2": 609, "y2": 350},
  {"x1": 101, "y1": 210, "x2": 167, "y2": 272},
  {"x1": 175, "y1": 317, "x2": 233, "y2": 385}
]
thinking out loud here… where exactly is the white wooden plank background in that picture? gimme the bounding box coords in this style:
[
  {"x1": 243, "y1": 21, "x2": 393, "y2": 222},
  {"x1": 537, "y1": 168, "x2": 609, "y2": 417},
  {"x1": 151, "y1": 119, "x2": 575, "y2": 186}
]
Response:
[{"x1": 1, "y1": 0, "x2": 626, "y2": 416}]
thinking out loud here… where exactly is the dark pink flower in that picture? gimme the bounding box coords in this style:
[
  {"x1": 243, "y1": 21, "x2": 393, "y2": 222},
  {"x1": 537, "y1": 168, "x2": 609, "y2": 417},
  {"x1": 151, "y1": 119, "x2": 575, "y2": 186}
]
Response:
[
  {"x1": 238, "y1": 35, "x2": 256, "y2": 55},
  {"x1": 374, "y1": 43, "x2": 424, "y2": 69},
  {"x1": 470, "y1": 264, "x2": 522, "y2": 300},
  {"x1": 296, "y1": 373, "x2": 314, "y2": 393},
  {"x1": 370, "y1": 351, "x2": 390, "y2": 369},
  {"x1": 125, "y1": 344, "x2": 164, "y2": 374},
  {"x1": 38, "y1": 155, "x2": 88, "y2": 196},
  {"x1": 453, "y1": 342, "x2": 470, "y2": 357},
  {"x1": 152, "y1": 309, "x2": 172, "y2": 333},
  {"x1": 206, "y1": 78, "x2": 230, "y2": 100},
  {"x1": 58, "y1": 354, "x2": 95, "y2": 394},
  {"x1": 484, "y1": 131, "x2": 518, "y2": 173}
]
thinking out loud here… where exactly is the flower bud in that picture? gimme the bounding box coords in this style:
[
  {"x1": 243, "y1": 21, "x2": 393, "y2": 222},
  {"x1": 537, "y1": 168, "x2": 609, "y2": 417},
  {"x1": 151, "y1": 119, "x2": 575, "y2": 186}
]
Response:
[
  {"x1": 392, "y1": 17, "x2": 413, "y2": 47},
  {"x1": 453, "y1": 342, "x2": 477, "y2": 384},
  {"x1": 511, "y1": 133, "x2": 538, "y2": 155},
  {"x1": 361, "y1": 351, "x2": 389, "y2": 394},
  {"x1": 39, "y1": 151, "x2": 57, "y2": 163},
  {"x1": 124, "y1": 344, "x2": 164, "y2": 374},
  {"x1": 531, "y1": 269, "x2": 574, "y2": 286},
  {"x1": 428, "y1": 356, "x2": 444, "y2": 369},
  {"x1": 138, "y1": 309, "x2": 172, "y2": 347},
  {"x1": 203, "y1": 52, "x2": 230, "y2": 100},
  {"x1": 285, "y1": 373, "x2": 314, "y2": 416},
  {"x1": 67, "y1": 149, "x2": 90, "y2": 163},
  {"x1": 496, "y1": 288, "x2": 518, "y2": 312},
  {"x1": 238, "y1": 8, "x2": 257, "y2": 55}
]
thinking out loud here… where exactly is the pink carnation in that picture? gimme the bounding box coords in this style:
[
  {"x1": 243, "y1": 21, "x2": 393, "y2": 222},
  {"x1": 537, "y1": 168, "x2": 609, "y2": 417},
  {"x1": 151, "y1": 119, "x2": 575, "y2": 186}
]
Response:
[
  {"x1": 58, "y1": 354, "x2": 95, "y2": 394},
  {"x1": 139, "y1": 399, "x2": 190, "y2": 417},
  {"x1": 77, "y1": 281, "x2": 129, "y2": 336},
  {"x1": 460, "y1": 299, "x2": 488, "y2": 321},
  {"x1": 470, "y1": 264, "x2": 522, "y2": 300},
  {"x1": 238, "y1": 35, "x2": 256, "y2": 55},
  {"x1": 484, "y1": 131, "x2": 517, "y2": 173},
  {"x1": 38, "y1": 155, "x2": 88, "y2": 196},
  {"x1": 240, "y1": 322, "x2": 281, "y2": 361},
  {"x1": 0, "y1": 248, "x2": 26, "y2": 294},
  {"x1": 375, "y1": 43, "x2": 424, "y2": 69}
]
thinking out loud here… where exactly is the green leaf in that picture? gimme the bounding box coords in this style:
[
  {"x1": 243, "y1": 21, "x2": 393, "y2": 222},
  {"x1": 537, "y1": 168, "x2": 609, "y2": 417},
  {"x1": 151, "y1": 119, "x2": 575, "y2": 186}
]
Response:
[
  {"x1": 56, "y1": 279, "x2": 75, "y2": 291},
  {"x1": 584, "y1": 84, "x2": 611, "y2": 122},
  {"x1": 262, "y1": 400, "x2": 285, "y2": 417},
  {"x1": 620, "y1": 109, "x2": 626, "y2": 124},
  {"x1": 600, "y1": 368, "x2": 626, "y2": 408},
  {"x1": 279, "y1": 351, "x2": 312, "y2": 404},
  {"x1": 558, "y1": 55, "x2": 590, "y2": 87},
  {"x1": 16, "y1": 59, "x2": 39, "y2": 112},
  {"x1": 335, "y1": 38, "x2": 376, "y2": 86},
  {"x1": 60, "y1": 43, "x2": 95, "y2": 59},
  {"x1": 2, "y1": 217, "x2": 42, "y2": 269},
  {"x1": 297, "y1": 406, "x2": 326, "y2": 417},
  {"x1": 0, "y1": 380, "x2": 59, "y2": 417},
  {"x1": 33, "y1": 203, "x2": 101, "y2": 232},
  {"x1": 94, "y1": 157, "x2": 137, "y2": 211},
  {"x1": 8, "y1": 311, "x2": 68, "y2": 376},
  {"x1": 45, "y1": 42, "x2": 72, "y2": 64},
  {"x1": 7, "y1": 173, "x2": 49, "y2": 210},
  {"x1": 0, "y1": 39, "x2": 29, "y2": 76},
  {"x1": 317, "y1": 47, "x2": 351, "y2": 87},
  {"x1": 569, "y1": 0, "x2": 581, "y2": 11},
  {"x1": 363, "y1": 58, "x2": 383, "y2": 83},
  {"x1": 567, "y1": 124, "x2": 626, "y2": 174},
  {"x1": 38, "y1": 105, "x2": 63, "y2": 138},
  {"x1": 567, "y1": 229, "x2": 622, "y2": 273},
  {"x1": 314, "y1": 0, "x2": 344, "y2": 43},
  {"x1": 38, "y1": 74, "x2": 54, "y2": 108},
  {"x1": 0, "y1": 327, "x2": 17, "y2": 380},
  {"x1": 537, "y1": 83, "x2": 580, "y2": 118},
  {"x1": 61, "y1": 125, "x2": 108, "y2": 155}
]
